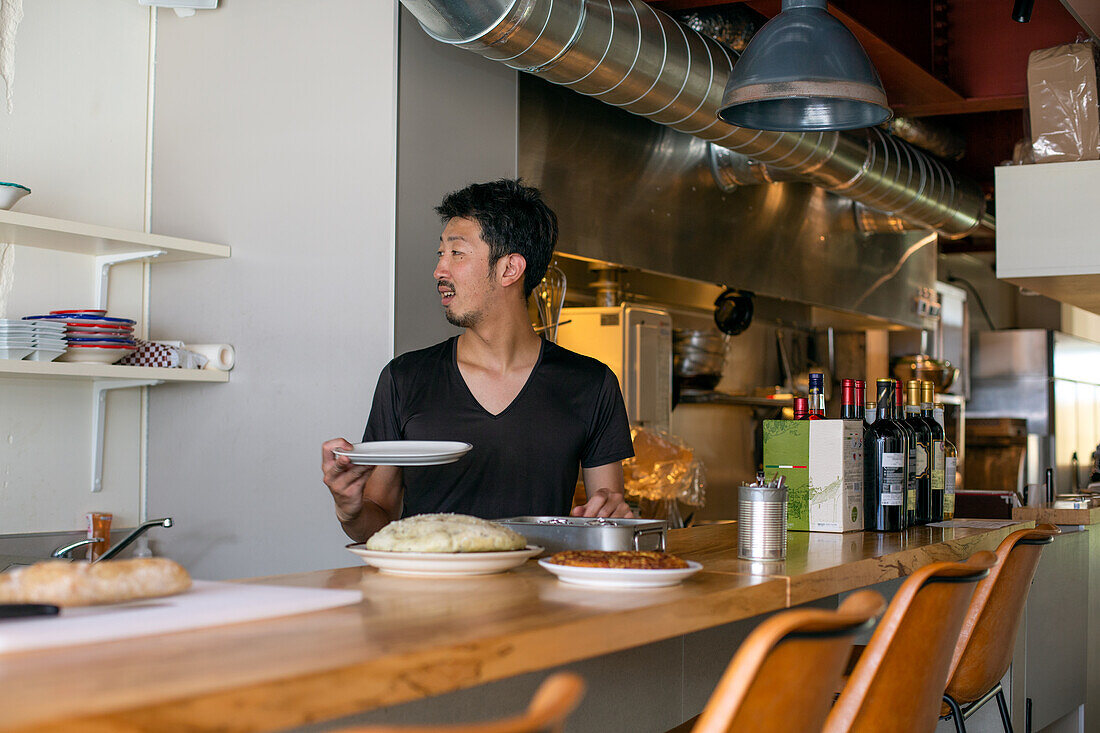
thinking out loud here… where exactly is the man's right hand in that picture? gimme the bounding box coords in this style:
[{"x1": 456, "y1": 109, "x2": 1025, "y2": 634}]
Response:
[{"x1": 322, "y1": 438, "x2": 375, "y2": 522}]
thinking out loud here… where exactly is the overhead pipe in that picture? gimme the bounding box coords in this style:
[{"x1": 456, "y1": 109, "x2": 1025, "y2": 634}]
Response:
[{"x1": 400, "y1": 0, "x2": 993, "y2": 238}]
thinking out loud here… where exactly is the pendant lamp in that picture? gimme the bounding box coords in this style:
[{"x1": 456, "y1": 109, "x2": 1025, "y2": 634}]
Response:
[{"x1": 717, "y1": 0, "x2": 891, "y2": 132}]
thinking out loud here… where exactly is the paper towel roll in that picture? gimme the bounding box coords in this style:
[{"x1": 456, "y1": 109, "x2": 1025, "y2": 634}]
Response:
[{"x1": 184, "y1": 343, "x2": 235, "y2": 371}]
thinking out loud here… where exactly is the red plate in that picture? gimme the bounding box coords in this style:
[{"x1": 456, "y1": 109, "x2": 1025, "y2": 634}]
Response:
[
  {"x1": 60, "y1": 321, "x2": 134, "y2": 329},
  {"x1": 50, "y1": 309, "x2": 108, "y2": 316},
  {"x1": 66, "y1": 343, "x2": 135, "y2": 349},
  {"x1": 67, "y1": 327, "x2": 132, "y2": 334}
]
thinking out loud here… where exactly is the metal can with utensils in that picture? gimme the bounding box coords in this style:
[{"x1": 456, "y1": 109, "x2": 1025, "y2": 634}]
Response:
[{"x1": 738, "y1": 475, "x2": 788, "y2": 561}]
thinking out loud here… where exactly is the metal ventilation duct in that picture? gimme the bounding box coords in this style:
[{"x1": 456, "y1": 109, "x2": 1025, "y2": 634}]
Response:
[{"x1": 400, "y1": 0, "x2": 993, "y2": 238}]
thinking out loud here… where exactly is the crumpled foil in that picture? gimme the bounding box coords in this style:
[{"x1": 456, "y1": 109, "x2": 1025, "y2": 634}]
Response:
[{"x1": 623, "y1": 426, "x2": 706, "y2": 507}]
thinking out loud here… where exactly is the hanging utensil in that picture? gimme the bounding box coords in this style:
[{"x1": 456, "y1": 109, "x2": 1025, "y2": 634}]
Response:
[{"x1": 533, "y1": 264, "x2": 567, "y2": 343}]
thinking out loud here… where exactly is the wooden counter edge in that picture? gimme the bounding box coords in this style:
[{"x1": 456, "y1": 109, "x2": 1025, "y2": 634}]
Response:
[
  {"x1": 1013, "y1": 505, "x2": 1100, "y2": 526},
  {"x1": 1, "y1": 574, "x2": 785, "y2": 733}
]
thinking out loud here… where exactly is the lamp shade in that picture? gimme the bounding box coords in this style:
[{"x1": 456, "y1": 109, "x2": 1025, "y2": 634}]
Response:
[{"x1": 717, "y1": 0, "x2": 891, "y2": 132}]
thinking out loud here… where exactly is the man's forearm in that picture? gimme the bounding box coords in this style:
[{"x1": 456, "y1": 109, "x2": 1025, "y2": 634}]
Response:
[{"x1": 338, "y1": 499, "x2": 395, "y2": 543}]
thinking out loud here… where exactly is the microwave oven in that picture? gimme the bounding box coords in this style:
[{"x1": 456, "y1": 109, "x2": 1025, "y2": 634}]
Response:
[{"x1": 555, "y1": 305, "x2": 672, "y2": 432}]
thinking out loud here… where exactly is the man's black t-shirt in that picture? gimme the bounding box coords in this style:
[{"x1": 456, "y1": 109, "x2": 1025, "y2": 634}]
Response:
[{"x1": 362, "y1": 337, "x2": 634, "y2": 519}]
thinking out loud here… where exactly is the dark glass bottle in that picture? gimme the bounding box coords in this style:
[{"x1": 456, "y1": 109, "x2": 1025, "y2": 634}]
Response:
[
  {"x1": 865, "y1": 379, "x2": 908, "y2": 531},
  {"x1": 808, "y1": 372, "x2": 826, "y2": 419},
  {"x1": 840, "y1": 379, "x2": 860, "y2": 419},
  {"x1": 904, "y1": 379, "x2": 936, "y2": 525},
  {"x1": 792, "y1": 397, "x2": 809, "y2": 420},
  {"x1": 855, "y1": 380, "x2": 866, "y2": 420},
  {"x1": 921, "y1": 381, "x2": 946, "y2": 522},
  {"x1": 894, "y1": 379, "x2": 919, "y2": 527}
]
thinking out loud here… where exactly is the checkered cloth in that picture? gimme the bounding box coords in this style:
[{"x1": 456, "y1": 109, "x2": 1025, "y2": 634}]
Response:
[{"x1": 119, "y1": 339, "x2": 179, "y2": 368}]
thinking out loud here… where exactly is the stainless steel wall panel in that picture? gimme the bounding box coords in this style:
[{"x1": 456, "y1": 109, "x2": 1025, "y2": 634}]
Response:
[
  {"x1": 972, "y1": 330, "x2": 1052, "y2": 379},
  {"x1": 519, "y1": 78, "x2": 936, "y2": 329}
]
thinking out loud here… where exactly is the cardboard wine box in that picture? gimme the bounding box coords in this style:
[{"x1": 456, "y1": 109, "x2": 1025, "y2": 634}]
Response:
[{"x1": 762, "y1": 419, "x2": 864, "y2": 533}]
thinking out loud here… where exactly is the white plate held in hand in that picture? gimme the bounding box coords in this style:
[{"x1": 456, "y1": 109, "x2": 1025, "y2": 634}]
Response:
[
  {"x1": 537, "y1": 559, "x2": 703, "y2": 588},
  {"x1": 346, "y1": 545, "x2": 542, "y2": 576},
  {"x1": 332, "y1": 440, "x2": 472, "y2": 466}
]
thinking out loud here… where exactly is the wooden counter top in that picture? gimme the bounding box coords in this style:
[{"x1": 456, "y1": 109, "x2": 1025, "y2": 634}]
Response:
[
  {"x1": 1013, "y1": 504, "x2": 1100, "y2": 526},
  {"x1": 0, "y1": 521, "x2": 1030, "y2": 733},
  {"x1": 669, "y1": 520, "x2": 1031, "y2": 605}
]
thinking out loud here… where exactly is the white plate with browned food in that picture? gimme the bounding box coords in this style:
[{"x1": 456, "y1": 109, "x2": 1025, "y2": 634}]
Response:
[
  {"x1": 538, "y1": 550, "x2": 702, "y2": 588},
  {"x1": 347, "y1": 513, "x2": 542, "y2": 577},
  {"x1": 332, "y1": 441, "x2": 473, "y2": 466}
]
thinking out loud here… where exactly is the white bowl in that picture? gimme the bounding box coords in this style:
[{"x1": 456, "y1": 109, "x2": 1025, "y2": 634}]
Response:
[
  {"x1": 26, "y1": 348, "x2": 65, "y2": 362},
  {"x1": 0, "y1": 182, "x2": 30, "y2": 210},
  {"x1": 56, "y1": 345, "x2": 136, "y2": 364}
]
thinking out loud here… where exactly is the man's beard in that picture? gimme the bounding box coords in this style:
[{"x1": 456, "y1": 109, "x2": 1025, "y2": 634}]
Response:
[{"x1": 445, "y1": 306, "x2": 482, "y2": 329}]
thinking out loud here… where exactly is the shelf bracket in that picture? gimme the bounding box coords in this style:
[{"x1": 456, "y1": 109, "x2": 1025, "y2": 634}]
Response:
[
  {"x1": 96, "y1": 251, "x2": 166, "y2": 311},
  {"x1": 91, "y1": 379, "x2": 163, "y2": 493}
]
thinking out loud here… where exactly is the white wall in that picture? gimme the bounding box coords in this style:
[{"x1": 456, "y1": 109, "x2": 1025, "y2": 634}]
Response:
[
  {"x1": 0, "y1": 1, "x2": 151, "y2": 533},
  {"x1": 147, "y1": 2, "x2": 397, "y2": 578},
  {"x1": 394, "y1": 9, "x2": 517, "y2": 355}
]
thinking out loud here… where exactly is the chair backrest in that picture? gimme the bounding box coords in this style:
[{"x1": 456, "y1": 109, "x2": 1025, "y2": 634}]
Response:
[
  {"x1": 823, "y1": 551, "x2": 998, "y2": 733},
  {"x1": 690, "y1": 590, "x2": 886, "y2": 733},
  {"x1": 945, "y1": 524, "x2": 1060, "y2": 705},
  {"x1": 332, "y1": 672, "x2": 584, "y2": 733}
]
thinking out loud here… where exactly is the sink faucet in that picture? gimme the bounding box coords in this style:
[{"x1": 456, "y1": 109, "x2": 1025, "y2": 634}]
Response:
[
  {"x1": 50, "y1": 518, "x2": 174, "y2": 562},
  {"x1": 96, "y1": 518, "x2": 173, "y2": 562},
  {"x1": 50, "y1": 537, "x2": 104, "y2": 559}
]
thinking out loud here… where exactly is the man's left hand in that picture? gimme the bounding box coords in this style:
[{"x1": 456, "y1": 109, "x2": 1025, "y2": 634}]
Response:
[{"x1": 571, "y1": 488, "x2": 634, "y2": 518}]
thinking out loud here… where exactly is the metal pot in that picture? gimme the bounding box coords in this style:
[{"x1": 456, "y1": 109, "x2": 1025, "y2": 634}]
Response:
[
  {"x1": 673, "y1": 330, "x2": 727, "y2": 376},
  {"x1": 891, "y1": 354, "x2": 958, "y2": 392}
]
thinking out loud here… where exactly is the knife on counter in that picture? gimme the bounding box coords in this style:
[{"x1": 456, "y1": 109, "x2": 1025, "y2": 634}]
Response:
[{"x1": 0, "y1": 604, "x2": 59, "y2": 619}]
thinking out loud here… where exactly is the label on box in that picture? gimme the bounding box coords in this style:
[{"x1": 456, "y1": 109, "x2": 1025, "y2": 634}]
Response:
[{"x1": 763, "y1": 420, "x2": 864, "y2": 533}]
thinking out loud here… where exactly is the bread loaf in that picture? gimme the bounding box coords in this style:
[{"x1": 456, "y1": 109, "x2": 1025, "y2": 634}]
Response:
[
  {"x1": 366, "y1": 513, "x2": 527, "y2": 553},
  {"x1": 0, "y1": 558, "x2": 192, "y2": 607}
]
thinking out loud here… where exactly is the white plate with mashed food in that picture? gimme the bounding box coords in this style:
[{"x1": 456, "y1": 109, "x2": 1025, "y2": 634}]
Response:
[
  {"x1": 538, "y1": 559, "x2": 703, "y2": 589},
  {"x1": 346, "y1": 513, "x2": 541, "y2": 576},
  {"x1": 332, "y1": 441, "x2": 472, "y2": 466},
  {"x1": 347, "y1": 545, "x2": 543, "y2": 576}
]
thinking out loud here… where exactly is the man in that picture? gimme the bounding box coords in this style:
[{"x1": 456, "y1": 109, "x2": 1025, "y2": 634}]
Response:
[{"x1": 322, "y1": 179, "x2": 635, "y2": 542}]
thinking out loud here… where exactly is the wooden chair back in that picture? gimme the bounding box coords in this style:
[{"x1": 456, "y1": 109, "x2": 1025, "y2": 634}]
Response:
[
  {"x1": 688, "y1": 590, "x2": 886, "y2": 733},
  {"x1": 823, "y1": 551, "x2": 998, "y2": 733},
  {"x1": 332, "y1": 672, "x2": 584, "y2": 733},
  {"x1": 945, "y1": 524, "x2": 1059, "y2": 705}
]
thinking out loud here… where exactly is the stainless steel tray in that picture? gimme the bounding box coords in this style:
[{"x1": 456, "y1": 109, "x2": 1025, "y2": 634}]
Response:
[{"x1": 496, "y1": 516, "x2": 666, "y2": 554}]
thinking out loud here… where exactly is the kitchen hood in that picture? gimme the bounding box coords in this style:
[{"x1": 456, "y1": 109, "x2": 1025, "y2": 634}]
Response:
[{"x1": 399, "y1": 0, "x2": 993, "y2": 239}]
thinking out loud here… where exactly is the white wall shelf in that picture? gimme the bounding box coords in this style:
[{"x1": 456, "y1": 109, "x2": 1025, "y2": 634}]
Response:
[
  {"x1": 0, "y1": 359, "x2": 229, "y2": 382},
  {"x1": 0, "y1": 209, "x2": 230, "y2": 261},
  {"x1": 995, "y1": 160, "x2": 1100, "y2": 315}
]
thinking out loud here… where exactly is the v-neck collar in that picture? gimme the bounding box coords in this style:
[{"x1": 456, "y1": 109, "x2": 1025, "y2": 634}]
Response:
[{"x1": 451, "y1": 336, "x2": 546, "y2": 419}]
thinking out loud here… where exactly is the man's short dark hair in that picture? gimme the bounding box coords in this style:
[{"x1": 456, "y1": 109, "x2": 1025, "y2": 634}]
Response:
[{"x1": 435, "y1": 179, "x2": 558, "y2": 298}]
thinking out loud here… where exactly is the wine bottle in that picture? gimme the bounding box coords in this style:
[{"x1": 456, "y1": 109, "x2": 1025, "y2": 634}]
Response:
[
  {"x1": 893, "y1": 379, "x2": 919, "y2": 527},
  {"x1": 808, "y1": 372, "x2": 826, "y2": 419},
  {"x1": 792, "y1": 397, "x2": 809, "y2": 420},
  {"x1": 840, "y1": 378, "x2": 860, "y2": 419},
  {"x1": 855, "y1": 380, "x2": 866, "y2": 420},
  {"x1": 934, "y1": 402, "x2": 957, "y2": 520},
  {"x1": 904, "y1": 380, "x2": 936, "y2": 525},
  {"x1": 922, "y1": 381, "x2": 946, "y2": 522},
  {"x1": 865, "y1": 379, "x2": 908, "y2": 531}
]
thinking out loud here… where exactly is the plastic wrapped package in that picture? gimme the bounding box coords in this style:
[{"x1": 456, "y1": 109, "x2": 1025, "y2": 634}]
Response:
[
  {"x1": 622, "y1": 426, "x2": 706, "y2": 507},
  {"x1": 1027, "y1": 41, "x2": 1100, "y2": 163}
]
